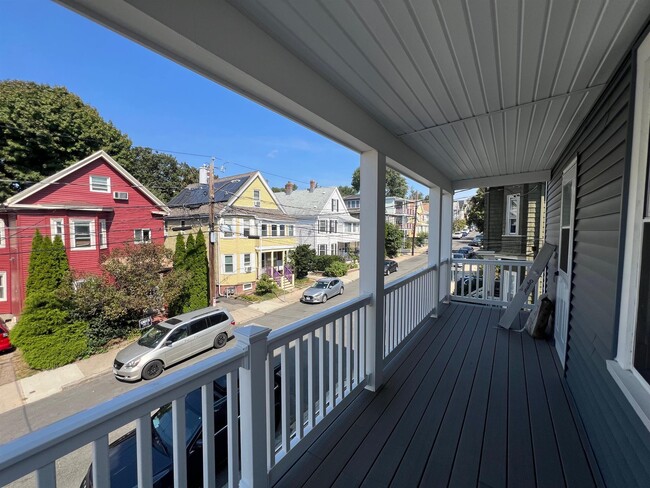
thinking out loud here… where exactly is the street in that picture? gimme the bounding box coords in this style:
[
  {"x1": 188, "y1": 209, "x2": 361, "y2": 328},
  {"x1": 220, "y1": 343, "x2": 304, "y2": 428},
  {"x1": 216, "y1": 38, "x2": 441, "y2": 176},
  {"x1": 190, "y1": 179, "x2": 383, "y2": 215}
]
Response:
[{"x1": 1, "y1": 253, "x2": 428, "y2": 488}]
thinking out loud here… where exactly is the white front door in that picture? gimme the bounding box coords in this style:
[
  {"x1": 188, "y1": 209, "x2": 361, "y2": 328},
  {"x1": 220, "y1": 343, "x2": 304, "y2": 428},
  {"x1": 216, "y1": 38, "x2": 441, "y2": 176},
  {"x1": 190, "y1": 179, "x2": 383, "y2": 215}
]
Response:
[{"x1": 555, "y1": 160, "x2": 577, "y2": 368}]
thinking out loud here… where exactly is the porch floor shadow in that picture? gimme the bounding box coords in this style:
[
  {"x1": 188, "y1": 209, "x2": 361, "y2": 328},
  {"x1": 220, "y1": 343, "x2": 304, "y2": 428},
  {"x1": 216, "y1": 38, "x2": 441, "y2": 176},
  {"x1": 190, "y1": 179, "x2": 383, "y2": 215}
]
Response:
[{"x1": 273, "y1": 302, "x2": 602, "y2": 488}]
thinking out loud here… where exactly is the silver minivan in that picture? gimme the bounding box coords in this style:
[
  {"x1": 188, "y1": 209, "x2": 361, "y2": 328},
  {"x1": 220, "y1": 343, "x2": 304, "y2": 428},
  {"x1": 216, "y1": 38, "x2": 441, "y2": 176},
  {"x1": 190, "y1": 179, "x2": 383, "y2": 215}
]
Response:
[{"x1": 113, "y1": 307, "x2": 236, "y2": 381}]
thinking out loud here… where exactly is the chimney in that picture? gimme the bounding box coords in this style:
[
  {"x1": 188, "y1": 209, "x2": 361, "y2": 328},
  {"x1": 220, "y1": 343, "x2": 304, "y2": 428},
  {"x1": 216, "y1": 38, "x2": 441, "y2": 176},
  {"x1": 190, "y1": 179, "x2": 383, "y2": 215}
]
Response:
[
  {"x1": 309, "y1": 180, "x2": 316, "y2": 192},
  {"x1": 285, "y1": 181, "x2": 293, "y2": 195}
]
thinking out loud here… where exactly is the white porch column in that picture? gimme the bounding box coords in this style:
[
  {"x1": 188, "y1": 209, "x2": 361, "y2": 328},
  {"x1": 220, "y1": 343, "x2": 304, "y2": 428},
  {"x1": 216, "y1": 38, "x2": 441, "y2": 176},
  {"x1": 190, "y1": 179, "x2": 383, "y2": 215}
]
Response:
[
  {"x1": 440, "y1": 191, "x2": 453, "y2": 303},
  {"x1": 360, "y1": 150, "x2": 386, "y2": 392},
  {"x1": 428, "y1": 186, "x2": 442, "y2": 317}
]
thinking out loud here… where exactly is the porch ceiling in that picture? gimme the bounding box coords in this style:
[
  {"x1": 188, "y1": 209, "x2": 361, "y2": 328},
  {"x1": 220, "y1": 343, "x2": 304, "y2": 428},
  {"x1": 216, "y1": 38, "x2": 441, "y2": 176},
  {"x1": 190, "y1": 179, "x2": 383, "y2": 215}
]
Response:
[{"x1": 56, "y1": 0, "x2": 649, "y2": 188}]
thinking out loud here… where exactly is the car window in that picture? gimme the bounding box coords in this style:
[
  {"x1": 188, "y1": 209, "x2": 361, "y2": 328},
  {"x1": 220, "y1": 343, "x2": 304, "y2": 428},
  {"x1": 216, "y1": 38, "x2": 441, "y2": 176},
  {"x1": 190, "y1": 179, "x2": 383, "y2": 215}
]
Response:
[
  {"x1": 313, "y1": 282, "x2": 328, "y2": 289},
  {"x1": 138, "y1": 324, "x2": 171, "y2": 348},
  {"x1": 207, "y1": 312, "x2": 228, "y2": 327},
  {"x1": 189, "y1": 318, "x2": 209, "y2": 335},
  {"x1": 168, "y1": 325, "x2": 188, "y2": 343}
]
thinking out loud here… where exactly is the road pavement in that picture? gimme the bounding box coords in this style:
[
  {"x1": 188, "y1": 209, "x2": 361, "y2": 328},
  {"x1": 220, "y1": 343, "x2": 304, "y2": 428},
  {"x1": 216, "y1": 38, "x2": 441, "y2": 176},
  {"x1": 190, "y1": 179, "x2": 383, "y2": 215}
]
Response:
[{"x1": 1, "y1": 253, "x2": 428, "y2": 488}]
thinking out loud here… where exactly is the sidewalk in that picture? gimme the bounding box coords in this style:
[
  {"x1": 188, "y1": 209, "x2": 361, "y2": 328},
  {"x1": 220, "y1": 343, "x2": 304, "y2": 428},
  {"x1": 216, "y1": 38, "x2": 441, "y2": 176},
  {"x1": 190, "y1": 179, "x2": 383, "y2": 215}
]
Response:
[{"x1": 0, "y1": 250, "x2": 425, "y2": 414}]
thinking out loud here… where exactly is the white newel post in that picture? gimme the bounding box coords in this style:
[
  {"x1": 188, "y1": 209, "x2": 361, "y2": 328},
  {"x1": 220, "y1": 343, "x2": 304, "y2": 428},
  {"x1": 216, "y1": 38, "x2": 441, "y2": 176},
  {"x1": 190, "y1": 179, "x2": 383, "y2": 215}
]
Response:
[
  {"x1": 440, "y1": 191, "x2": 453, "y2": 303},
  {"x1": 428, "y1": 186, "x2": 442, "y2": 316},
  {"x1": 236, "y1": 325, "x2": 271, "y2": 488},
  {"x1": 360, "y1": 150, "x2": 386, "y2": 392}
]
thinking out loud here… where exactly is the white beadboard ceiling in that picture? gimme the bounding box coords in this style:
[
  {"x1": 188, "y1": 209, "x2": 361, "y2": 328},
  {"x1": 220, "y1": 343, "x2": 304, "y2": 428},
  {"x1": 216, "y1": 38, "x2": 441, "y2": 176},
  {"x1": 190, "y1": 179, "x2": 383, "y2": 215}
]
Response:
[{"x1": 232, "y1": 0, "x2": 649, "y2": 182}]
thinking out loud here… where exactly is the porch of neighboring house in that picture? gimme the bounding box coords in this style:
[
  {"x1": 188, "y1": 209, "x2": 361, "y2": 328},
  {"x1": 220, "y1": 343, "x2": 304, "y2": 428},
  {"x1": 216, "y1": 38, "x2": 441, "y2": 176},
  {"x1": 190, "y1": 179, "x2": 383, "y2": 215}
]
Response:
[
  {"x1": 260, "y1": 249, "x2": 294, "y2": 289},
  {"x1": 274, "y1": 302, "x2": 601, "y2": 488}
]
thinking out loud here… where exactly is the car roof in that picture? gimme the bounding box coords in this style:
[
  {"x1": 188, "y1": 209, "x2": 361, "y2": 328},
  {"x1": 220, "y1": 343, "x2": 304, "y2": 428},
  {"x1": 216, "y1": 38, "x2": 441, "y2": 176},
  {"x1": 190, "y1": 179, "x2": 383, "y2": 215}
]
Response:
[
  {"x1": 317, "y1": 277, "x2": 337, "y2": 283},
  {"x1": 166, "y1": 306, "x2": 230, "y2": 323}
]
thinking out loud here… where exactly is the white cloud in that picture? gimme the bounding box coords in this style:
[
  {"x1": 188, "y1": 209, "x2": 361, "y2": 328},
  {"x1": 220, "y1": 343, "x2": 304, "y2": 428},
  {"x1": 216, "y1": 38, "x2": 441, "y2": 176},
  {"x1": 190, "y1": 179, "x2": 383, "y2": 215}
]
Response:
[{"x1": 267, "y1": 149, "x2": 279, "y2": 158}]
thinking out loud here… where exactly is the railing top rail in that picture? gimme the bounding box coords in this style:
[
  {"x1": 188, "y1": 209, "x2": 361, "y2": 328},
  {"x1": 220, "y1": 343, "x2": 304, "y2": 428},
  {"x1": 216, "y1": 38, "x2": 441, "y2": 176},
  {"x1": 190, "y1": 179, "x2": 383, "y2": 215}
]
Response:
[
  {"x1": 267, "y1": 293, "x2": 372, "y2": 349},
  {"x1": 384, "y1": 264, "x2": 437, "y2": 294},
  {"x1": 451, "y1": 258, "x2": 533, "y2": 266},
  {"x1": 0, "y1": 347, "x2": 247, "y2": 485}
]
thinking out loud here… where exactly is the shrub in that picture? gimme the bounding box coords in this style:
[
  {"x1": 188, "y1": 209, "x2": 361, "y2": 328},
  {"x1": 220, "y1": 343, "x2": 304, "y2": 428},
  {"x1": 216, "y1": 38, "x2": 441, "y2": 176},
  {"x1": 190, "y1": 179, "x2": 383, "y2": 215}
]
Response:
[
  {"x1": 416, "y1": 232, "x2": 428, "y2": 247},
  {"x1": 289, "y1": 244, "x2": 316, "y2": 279},
  {"x1": 385, "y1": 222, "x2": 403, "y2": 258},
  {"x1": 313, "y1": 254, "x2": 345, "y2": 271},
  {"x1": 323, "y1": 261, "x2": 348, "y2": 277},
  {"x1": 255, "y1": 274, "x2": 277, "y2": 295}
]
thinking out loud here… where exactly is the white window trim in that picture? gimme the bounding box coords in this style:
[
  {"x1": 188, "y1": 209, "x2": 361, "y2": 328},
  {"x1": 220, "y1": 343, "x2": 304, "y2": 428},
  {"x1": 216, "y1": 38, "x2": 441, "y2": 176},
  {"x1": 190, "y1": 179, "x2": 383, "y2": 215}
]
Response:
[
  {"x1": 242, "y1": 282, "x2": 253, "y2": 291},
  {"x1": 253, "y1": 189, "x2": 261, "y2": 208},
  {"x1": 506, "y1": 194, "x2": 520, "y2": 235},
  {"x1": 0, "y1": 219, "x2": 5, "y2": 248},
  {"x1": 99, "y1": 219, "x2": 108, "y2": 249},
  {"x1": 69, "y1": 219, "x2": 96, "y2": 250},
  {"x1": 0, "y1": 271, "x2": 6, "y2": 301},
  {"x1": 223, "y1": 254, "x2": 236, "y2": 274},
  {"x1": 50, "y1": 218, "x2": 65, "y2": 243},
  {"x1": 613, "y1": 31, "x2": 650, "y2": 432},
  {"x1": 241, "y1": 253, "x2": 254, "y2": 274},
  {"x1": 89, "y1": 175, "x2": 111, "y2": 193},
  {"x1": 134, "y1": 228, "x2": 152, "y2": 244},
  {"x1": 222, "y1": 218, "x2": 235, "y2": 238}
]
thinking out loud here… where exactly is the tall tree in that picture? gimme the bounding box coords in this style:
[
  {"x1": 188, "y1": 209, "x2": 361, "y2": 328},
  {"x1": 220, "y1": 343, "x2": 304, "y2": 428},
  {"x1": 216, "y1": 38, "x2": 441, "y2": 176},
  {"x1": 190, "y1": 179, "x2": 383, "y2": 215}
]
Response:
[
  {"x1": 0, "y1": 81, "x2": 132, "y2": 200},
  {"x1": 385, "y1": 222, "x2": 403, "y2": 258},
  {"x1": 465, "y1": 188, "x2": 486, "y2": 233},
  {"x1": 186, "y1": 230, "x2": 209, "y2": 311},
  {"x1": 351, "y1": 166, "x2": 408, "y2": 198},
  {"x1": 173, "y1": 234, "x2": 187, "y2": 269},
  {"x1": 337, "y1": 185, "x2": 356, "y2": 197}
]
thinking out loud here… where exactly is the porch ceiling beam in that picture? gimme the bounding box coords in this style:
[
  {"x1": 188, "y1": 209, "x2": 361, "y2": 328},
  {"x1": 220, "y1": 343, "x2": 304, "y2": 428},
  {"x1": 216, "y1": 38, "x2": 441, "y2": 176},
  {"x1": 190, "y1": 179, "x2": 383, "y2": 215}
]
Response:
[
  {"x1": 452, "y1": 170, "x2": 551, "y2": 191},
  {"x1": 56, "y1": 0, "x2": 452, "y2": 191},
  {"x1": 398, "y1": 85, "x2": 606, "y2": 138}
]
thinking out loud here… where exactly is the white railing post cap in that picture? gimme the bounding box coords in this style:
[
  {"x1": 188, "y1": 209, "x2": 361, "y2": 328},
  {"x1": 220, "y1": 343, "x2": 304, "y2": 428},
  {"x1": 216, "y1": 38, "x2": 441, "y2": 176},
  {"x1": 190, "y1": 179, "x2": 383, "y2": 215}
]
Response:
[{"x1": 234, "y1": 325, "x2": 271, "y2": 346}]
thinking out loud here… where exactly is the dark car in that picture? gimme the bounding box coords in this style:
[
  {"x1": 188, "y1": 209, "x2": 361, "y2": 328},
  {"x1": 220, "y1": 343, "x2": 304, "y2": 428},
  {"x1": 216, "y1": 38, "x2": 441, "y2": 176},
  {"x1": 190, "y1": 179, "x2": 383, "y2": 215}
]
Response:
[
  {"x1": 0, "y1": 319, "x2": 13, "y2": 353},
  {"x1": 456, "y1": 246, "x2": 476, "y2": 259},
  {"x1": 80, "y1": 370, "x2": 282, "y2": 488},
  {"x1": 384, "y1": 260, "x2": 398, "y2": 275},
  {"x1": 469, "y1": 234, "x2": 483, "y2": 247}
]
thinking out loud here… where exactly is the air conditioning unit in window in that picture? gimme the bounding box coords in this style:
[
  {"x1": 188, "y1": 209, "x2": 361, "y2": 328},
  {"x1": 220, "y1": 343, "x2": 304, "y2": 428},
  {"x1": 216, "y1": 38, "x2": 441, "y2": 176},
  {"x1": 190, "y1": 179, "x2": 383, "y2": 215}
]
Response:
[
  {"x1": 244, "y1": 266, "x2": 252, "y2": 273},
  {"x1": 254, "y1": 201, "x2": 261, "y2": 207},
  {"x1": 113, "y1": 191, "x2": 129, "y2": 200}
]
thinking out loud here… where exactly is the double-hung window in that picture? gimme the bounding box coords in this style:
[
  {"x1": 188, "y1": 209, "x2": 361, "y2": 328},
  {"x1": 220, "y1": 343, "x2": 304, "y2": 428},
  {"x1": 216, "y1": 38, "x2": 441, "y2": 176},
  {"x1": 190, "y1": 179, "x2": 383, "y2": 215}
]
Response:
[
  {"x1": 70, "y1": 220, "x2": 96, "y2": 250},
  {"x1": 318, "y1": 244, "x2": 327, "y2": 256},
  {"x1": 271, "y1": 224, "x2": 278, "y2": 237},
  {"x1": 0, "y1": 271, "x2": 6, "y2": 301},
  {"x1": 279, "y1": 224, "x2": 285, "y2": 236},
  {"x1": 506, "y1": 194, "x2": 520, "y2": 235},
  {"x1": 242, "y1": 219, "x2": 254, "y2": 237},
  {"x1": 253, "y1": 190, "x2": 261, "y2": 207},
  {"x1": 319, "y1": 220, "x2": 327, "y2": 233},
  {"x1": 331, "y1": 199, "x2": 339, "y2": 212},
  {"x1": 134, "y1": 229, "x2": 151, "y2": 244},
  {"x1": 0, "y1": 219, "x2": 6, "y2": 248},
  {"x1": 99, "y1": 219, "x2": 108, "y2": 249},
  {"x1": 261, "y1": 224, "x2": 268, "y2": 237},
  {"x1": 242, "y1": 253, "x2": 252, "y2": 273},
  {"x1": 222, "y1": 218, "x2": 234, "y2": 238},
  {"x1": 329, "y1": 220, "x2": 337, "y2": 233},
  {"x1": 50, "y1": 218, "x2": 65, "y2": 243},
  {"x1": 89, "y1": 175, "x2": 110, "y2": 193},
  {"x1": 223, "y1": 255, "x2": 234, "y2": 273},
  {"x1": 288, "y1": 225, "x2": 294, "y2": 236}
]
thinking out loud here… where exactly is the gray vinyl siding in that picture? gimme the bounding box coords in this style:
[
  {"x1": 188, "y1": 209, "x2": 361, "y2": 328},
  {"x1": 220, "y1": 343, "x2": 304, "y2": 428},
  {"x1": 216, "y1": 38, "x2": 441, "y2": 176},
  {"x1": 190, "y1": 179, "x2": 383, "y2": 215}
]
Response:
[{"x1": 546, "y1": 49, "x2": 650, "y2": 487}]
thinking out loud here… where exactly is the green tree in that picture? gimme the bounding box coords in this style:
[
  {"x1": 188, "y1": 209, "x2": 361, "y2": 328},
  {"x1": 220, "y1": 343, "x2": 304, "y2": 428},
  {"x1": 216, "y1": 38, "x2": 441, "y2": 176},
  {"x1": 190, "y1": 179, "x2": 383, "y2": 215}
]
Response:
[
  {"x1": 337, "y1": 185, "x2": 356, "y2": 197},
  {"x1": 351, "y1": 166, "x2": 408, "y2": 198},
  {"x1": 0, "y1": 81, "x2": 132, "y2": 200},
  {"x1": 465, "y1": 188, "x2": 485, "y2": 233},
  {"x1": 416, "y1": 232, "x2": 428, "y2": 247},
  {"x1": 289, "y1": 244, "x2": 316, "y2": 279},
  {"x1": 25, "y1": 230, "x2": 46, "y2": 298},
  {"x1": 453, "y1": 218, "x2": 467, "y2": 232},
  {"x1": 271, "y1": 183, "x2": 297, "y2": 193},
  {"x1": 123, "y1": 147, "x2": 198, "y2": 202},
  {"x1": 255, "y1": 274, "x2": 277, "y2": 296},
  {"x1": 173, "y1": 234, "x2": 187, "y2": 269},
  {"x1": 385, "y1": 222, "x2": 403, "y2": 258},
  {"x1": 186, "y1": 230, "x2": 209, "y2": 311}
]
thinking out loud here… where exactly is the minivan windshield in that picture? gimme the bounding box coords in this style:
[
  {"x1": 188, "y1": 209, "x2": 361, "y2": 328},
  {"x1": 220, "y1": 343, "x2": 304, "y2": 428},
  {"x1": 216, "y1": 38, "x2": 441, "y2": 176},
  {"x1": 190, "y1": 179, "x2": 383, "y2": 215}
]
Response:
[{"x1": 138, "y1": 324, "x2": 171, "y2": 348}]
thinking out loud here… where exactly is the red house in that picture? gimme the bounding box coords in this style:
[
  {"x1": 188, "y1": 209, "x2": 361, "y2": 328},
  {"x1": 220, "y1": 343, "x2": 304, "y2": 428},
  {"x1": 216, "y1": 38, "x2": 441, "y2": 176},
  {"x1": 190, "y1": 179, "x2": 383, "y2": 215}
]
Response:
[{"x1": 0, "y1": 151, "x2": 169, "y2": 318}]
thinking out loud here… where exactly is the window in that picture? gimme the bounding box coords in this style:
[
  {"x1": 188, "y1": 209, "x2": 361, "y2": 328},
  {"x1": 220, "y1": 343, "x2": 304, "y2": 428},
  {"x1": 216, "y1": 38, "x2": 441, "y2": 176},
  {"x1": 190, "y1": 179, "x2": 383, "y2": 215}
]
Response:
[
  {"x1": 243, "y1": 219, "x2": 254, "y2": 237},
  {"x1": 288, "y1": 225, "x2": 294, "y2": 236},
  {"x1": 224, "y1": 255, "x2": 234, "y2": 273},
  {"x1": 168, "y1": 325, "x2": 189, "y2": 343},
  {"x1": 207, "y1": 312, "x2": 229, "y2": 326},
  {"x1": 319, "y1": 220, "x2": 327, "y2": 233},
  {"x1": 70, "y1": 220, "x2": 95, "y2": 250},
  {"x1": 331, "y1": 198, "x2": 339, "y2": 212},
  {"x1": 331, "y1": 243, "x2": 337, "y2": 255},
  {"x1": 345, "y1": 223, "x2": 352, "y2": 233},
  {"x1": 0, "y1": 219, "x2": 6, "y2": 248},
  {"x1": 506, "y1": 194, "x2": 520, "y2": 235},
  {"x1": 318, "y1": 244, "x2": 327, "y2": 256},
  {"x1": 99, "y1": 219, "x2": 107, "y2": 249},
  {"x1": 279, "y1": 224, "x2": 285, "y2": 236},
  {"x1": 89, "y1": 175, "x2": 110, "y2": 193},
  {"x1": 261, "y1": 224, "x2": 268, "y2": 237},
  {"x1": 50, "y1": 218, "x2": 64, "y2": 243},
  {"x1": 329, "y1": 220, "x2": 337, "y2": 233},
  {"x1": 243, "y1": 283, "x2": 253, "y2": 291},
  {"x1": 243, "y1": 253, "x2": 252, "y2": 273},
  {"x1": 134, "y1": 229, "x2": 151, "y2": 244},
  {"x1": 0, "y1": 271, "x2": 6, "y2": 301},
  {"x1": 222, "y1": 218, "x2": 234, "y2": 238},
  {"x1": 253, "y1": 189, "x2": 261, "y2": 207},
  {"x1": 190, "y1": 318, "x2": 209, "y2": 335},
  {"x1": 271, "y1": 224, "x2": 278, "y2": 236},
  {"x1": 347, "y1": 199, "x2": 359, "y2": 209}
]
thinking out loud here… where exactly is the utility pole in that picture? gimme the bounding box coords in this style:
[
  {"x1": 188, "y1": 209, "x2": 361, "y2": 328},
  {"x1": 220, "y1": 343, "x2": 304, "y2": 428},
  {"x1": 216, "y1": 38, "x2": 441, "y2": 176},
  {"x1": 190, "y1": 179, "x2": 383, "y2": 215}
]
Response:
[
  {"x1": 208, "y1": 157, "x2": 216, "y2": 305},
  {"x1": 411, "y1": 198, "x2": 419, "y2": 256}
]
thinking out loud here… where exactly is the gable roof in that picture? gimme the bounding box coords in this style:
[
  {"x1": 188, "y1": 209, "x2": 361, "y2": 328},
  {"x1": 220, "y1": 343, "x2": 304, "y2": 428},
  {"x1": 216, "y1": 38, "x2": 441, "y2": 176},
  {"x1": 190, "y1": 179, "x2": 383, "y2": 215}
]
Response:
[
  {"x1": 4, "y1": 150, "x2": 168, "y2": 212},
  {"x1": 274, "y1": 186, "x2": 357, "y2": 221}
]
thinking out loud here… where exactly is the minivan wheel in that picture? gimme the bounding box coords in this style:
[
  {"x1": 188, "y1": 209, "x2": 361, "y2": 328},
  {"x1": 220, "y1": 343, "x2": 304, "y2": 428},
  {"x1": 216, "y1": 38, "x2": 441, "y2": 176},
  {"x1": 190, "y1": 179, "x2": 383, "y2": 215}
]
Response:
[
  {"x1": 214, "y1": 332, "x2": 228, "y2": 349},
  {"x1": 142, "y1": 360, "x2": 163, "y2": 380}
]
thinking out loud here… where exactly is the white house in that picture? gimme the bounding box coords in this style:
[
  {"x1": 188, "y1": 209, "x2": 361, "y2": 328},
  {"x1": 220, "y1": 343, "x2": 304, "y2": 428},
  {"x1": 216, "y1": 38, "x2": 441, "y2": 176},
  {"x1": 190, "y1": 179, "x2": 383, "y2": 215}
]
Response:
[{"x1": 274, "y1": 180, "x2": 360, "y2": 258}]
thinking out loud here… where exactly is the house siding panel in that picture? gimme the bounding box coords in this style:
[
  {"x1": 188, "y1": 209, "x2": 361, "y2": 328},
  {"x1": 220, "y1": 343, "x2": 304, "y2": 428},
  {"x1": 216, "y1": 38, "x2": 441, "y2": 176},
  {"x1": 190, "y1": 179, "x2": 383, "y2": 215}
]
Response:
[{"x1": 546, "y1": 49, "x2": 650, "y2": 486}]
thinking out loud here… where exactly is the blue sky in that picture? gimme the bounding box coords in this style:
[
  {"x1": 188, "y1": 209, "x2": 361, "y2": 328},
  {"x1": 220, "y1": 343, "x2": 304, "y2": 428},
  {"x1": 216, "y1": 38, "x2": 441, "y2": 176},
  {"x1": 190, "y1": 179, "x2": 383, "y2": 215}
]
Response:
[{"x1": 0, "y1": 0, "x2": 475, "y2": 200}]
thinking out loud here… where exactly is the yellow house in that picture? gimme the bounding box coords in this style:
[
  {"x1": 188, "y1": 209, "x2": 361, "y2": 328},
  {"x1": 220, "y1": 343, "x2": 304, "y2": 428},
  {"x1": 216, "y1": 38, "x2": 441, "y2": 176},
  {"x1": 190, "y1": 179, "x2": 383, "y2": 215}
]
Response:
[{"x1": 165, "y1": 171, "x2": 297, "y2": 295}]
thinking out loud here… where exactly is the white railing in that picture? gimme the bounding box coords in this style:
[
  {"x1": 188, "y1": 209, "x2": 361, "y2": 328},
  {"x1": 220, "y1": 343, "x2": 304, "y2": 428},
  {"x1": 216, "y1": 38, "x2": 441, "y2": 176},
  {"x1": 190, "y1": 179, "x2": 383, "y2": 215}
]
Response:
[
  {"x1": 265, "y1": 294, "x2": 371, "y2": 471},
  {"x1": 0, "y1": 346, "x2": 247, "y2": 488},
  {"x1": 383, "y1": 265, "x2": 437, "y2": 359},
  {"x1": 450, "y1": 258, "x2": 540, "y2": 308}
]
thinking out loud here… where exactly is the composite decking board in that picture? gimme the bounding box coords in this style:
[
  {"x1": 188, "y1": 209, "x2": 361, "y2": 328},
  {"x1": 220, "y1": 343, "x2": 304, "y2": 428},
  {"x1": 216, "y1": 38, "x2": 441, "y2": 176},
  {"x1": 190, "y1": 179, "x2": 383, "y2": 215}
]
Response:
[
  {"x1": 478, "y1": 319, "x2": 510, "y2": 488},
  {"x1": 446, "y1": 308, "x2": 500, "y2": 487},
  {"x1": 334, "y1": 304, "x2": 476, "y2": 487},
  {"x1": 357, "y1": 306, "x2": 480, "y2": 488},
  {"x1": 296, "y1": 308, "x2": 466, "y2": 485},
  {"x1": 520, "y1": 316, "x2": 567, "y2": 488},
  {"x1": 419, "y1": 306, "x2": 493, "y2": 486},
  {"x1": 389, "y1": 306, "x2": 486, "y2": 486},
  {"x1": 507, "y1": 321, "x2": 536, "y2": 488},
  {"x1": 535, "y1": 339, "x2": 597, "y2": 487}
]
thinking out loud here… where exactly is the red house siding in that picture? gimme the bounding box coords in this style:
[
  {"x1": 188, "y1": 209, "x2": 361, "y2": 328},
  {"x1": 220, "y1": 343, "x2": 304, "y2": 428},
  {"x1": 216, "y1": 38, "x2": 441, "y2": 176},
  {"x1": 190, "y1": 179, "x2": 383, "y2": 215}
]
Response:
[{"x1": 1, "y1": 155, "x2": 166, "y2": 316}]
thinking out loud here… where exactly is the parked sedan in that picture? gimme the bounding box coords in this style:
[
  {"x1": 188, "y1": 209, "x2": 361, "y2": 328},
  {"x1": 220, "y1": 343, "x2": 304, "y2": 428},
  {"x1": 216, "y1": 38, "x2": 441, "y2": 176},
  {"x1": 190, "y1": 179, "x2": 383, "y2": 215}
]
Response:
[
  {"x1": 470, "y1": 234, "x2": 483, "y2": 247},
  {"x1": 452, "y1": 231, "x2": 463, "y2": 239},
  {"x1": 113, "y1": 307, "x2": 236, "y2": 382},
  {"x1": 0, "y1": 319, "x2": 13, "y2": 353},
  {"x1": 301, "y1": 278, "x2": 344, "y2": 304},
  {"x1": 384, "y1": 260, "x2": 399, "y2": 275},
  {"x1": 456, "y1": 246, "x2": 476, "y2": 258}
]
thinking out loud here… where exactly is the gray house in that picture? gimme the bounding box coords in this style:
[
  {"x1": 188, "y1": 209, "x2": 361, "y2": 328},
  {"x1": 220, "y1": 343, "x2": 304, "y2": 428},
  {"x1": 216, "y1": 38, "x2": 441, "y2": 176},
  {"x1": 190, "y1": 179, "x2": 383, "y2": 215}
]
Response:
[{"x1": 3, "y1": 3, "x2": 650, "y2": 488}]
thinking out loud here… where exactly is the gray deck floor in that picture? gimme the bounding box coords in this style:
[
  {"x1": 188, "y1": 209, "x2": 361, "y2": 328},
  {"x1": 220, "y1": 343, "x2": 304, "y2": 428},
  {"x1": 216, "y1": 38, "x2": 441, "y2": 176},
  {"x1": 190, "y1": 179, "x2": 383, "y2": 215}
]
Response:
[{"x1": 274, "y1": 303, "x2": 602, "y2": 488}]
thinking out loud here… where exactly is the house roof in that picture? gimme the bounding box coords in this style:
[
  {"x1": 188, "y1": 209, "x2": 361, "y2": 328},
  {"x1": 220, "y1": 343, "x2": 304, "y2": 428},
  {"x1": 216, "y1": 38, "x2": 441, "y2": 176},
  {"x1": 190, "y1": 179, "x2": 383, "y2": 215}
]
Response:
[
  {"x1": 3, "y1": 150, "x2": 168, "y2": 212},
  {"x1": 167, "y1": 172, "x2": 255, "y2": 207},
  {"x1": 166, "y1": 203, "x2": 295, "y2": 222},
  {"x1": 274, "y1": 187, "x2": 340, "y2": 217}
]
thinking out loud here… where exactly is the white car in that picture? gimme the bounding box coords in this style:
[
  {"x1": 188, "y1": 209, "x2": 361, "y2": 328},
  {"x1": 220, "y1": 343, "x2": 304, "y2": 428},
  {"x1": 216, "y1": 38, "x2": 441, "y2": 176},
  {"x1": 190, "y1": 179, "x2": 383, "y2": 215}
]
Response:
[{"x1": 452, "y1": 231, "x2": 463, "y2": 239}]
